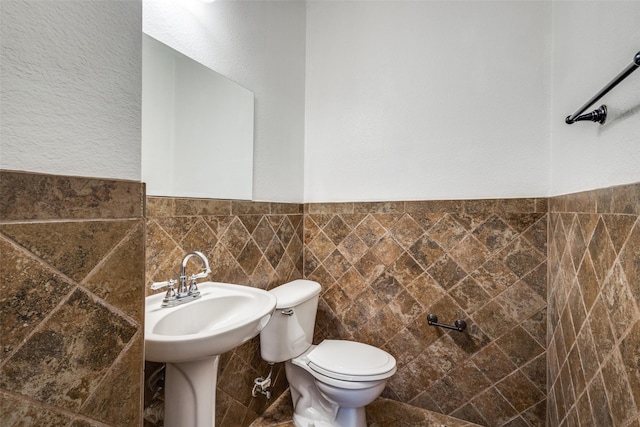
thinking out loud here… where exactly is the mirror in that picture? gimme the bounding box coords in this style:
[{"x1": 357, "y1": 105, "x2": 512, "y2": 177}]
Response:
[{"x1": 142, "y1": 34, "x2": 254, "y2": 200}]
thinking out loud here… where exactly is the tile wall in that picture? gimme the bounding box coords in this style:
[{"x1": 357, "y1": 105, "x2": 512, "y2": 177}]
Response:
[
  {"x1": 9, "y1": 172, "x2": 637, "y2": 427},
  {"x1": 0, "y1": 170, "x2": 145, "y2": 426},
  {"x1": 304, "y1": 199, "x2": 548, "y2": 426},
  {"x1": 145, "y1": 197, "x2": 304, "y2": 426},
  {"x1": 548, "y1": 183, "x2": 640, "y2": 426}
]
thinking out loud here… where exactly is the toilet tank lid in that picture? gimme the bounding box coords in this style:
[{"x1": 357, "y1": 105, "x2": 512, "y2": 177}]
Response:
[{"x1": 270, "y1": 280, "x2": 321, "y2": 308}]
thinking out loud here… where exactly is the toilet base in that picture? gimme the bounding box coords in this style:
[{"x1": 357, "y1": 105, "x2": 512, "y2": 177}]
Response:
[{"x1": 292, "y1": 407, "x2": 365, "y2": 427}]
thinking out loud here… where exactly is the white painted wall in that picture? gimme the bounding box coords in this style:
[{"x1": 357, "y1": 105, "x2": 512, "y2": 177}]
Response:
[
  {"x1": 304, "y1": 0, "x2": 552, "y2": 202},
  {"x1": 550, "y1": 1, "x2": 640, "y2": 196},
  {"x1": 143, "y1": 0, "x2": 306, "y2": 202},
  {"x1": 0, "y1": 0, "x2": 142, "y2": 181}
]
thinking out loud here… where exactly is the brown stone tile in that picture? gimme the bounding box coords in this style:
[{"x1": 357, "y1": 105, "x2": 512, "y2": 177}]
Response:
[
  {"x1": 0, "y1": 289, "x2": 136, "y2": 410},
  {"x1": 449, "y1": 276, "x2": 491, "y2": 314},
  {"x1": 521, "y1": 352, "x2": 547, "y2": 395},
  {"x1": 428, "y1": 375, "x2": 467, "y2": 415},
  {"x1": 382, "y1": 327, "x2": 423, "y2": 370},
  {"x1": 471, "y1": 258, "x2": 519, "y2": 297},
  {"x1": 496, "y1": 326, "x2": 545, "y2": 368},
  {"x1": 575, "y1": 326, "x2": 600, "y2": 385},
  {"x1": 80, "y1": 335, "x2": 142, "y2": 425},
  {"x1": 218, "y1": 217, "x2": 252, "y2": 258},
  {"x1": 336, "y1": 232, "x2": 368, "y2": 265},
  {"x1": 405, "y1": 200, "x2": 464, "y2": 214},
  {"x1": 472, "y1": 343, "x2": 517, "y2": 383},
  {"x1": 575, "y1": 390, "x2": 595, "y2": 427},
  {"x1": 620, "y1": 319, "x2": 640, "y2": 409},
  {"x1": 587, "y1": 373, "x2": 614, "y2": 427},
  {"x1": 497, "y1": 280, "x2": 546, "y2": 324},
  {"x1": 473, "y1": 300, "x2": 515, "y2": 340},
  {"x1": 217, "y1": 354, "x2": 257, "y2": 407},
  {"x1": 577, "y1": 252, "x2": 600, "y2": 312},
  {"x1": 589, "y1": 297, "x2": 617, "y2": 363},
  {"x1": 146, "y1": 196, "x2": 174, "y2": 217},
  {"x1": 523, "y1": 214, "x2": 547, "y2": 254},
  {"x1": 450, "y1": 402, "x2": 488, "y2": 426},
  {"x1": 472, "y1": 386, "x2": 518, "y2": 426},
  {"x1": 320, "y1": 215, "x2": 350, "y2": 246},
  {"x1": 270, "y1": 203, "x2": 302, "y2": 215},
  {"x1": 0, "y1": 220, "x2": 134, "y2": 283},
  {"x1": 388, "y1": 290, "x2": 423, "y2": 324},
  {"x1": 370, "y1": 234, "x2": 404, "y2": 267},
  {"x1": 353, "y1": 251, "x2": 385, "y2": 285},
  {"x1": 180, "y1": 218, "x2": 218, "y2": 254},
  {"x1": 0, "y1": 237, "x2": 75, "y2": 360},
  {"x1": 502, "y1": 212, "x2": 545, "y2": 234},
  {"x1": 306, "y1": 203, "x2": 354, "y2": 215},
  {"x1": 155, "y1": 216, "x2": 200, "y2": 244},
  {"x1": 405, "y1": 273, "x2": 446, "y2": 309},
  {"x1": 602, "y1": 215, "x2": 637, "y2": 255},
  {"x1": 521, "y1": 308, "x2": 547, "y2": 347},
  {"x1": 322, "y1": 283, "x2": 351, "y2": 315},
  {"x1": 0, "y1": 390, "x2": 73, "y2": 426},
  {"x1": 473, "y1": 215, "x2": 519, "y2": 253},
  {"x1": 496, "y1": 370, "x2": 545, "y2": 413},
  {"x1": 499, "y1": 236, "x2": 545, "y2": 279},
  {"x1": 427, "y1": 214, "x2": 468, "y2": 251},
  {"x1": 427, "y1": 255, "x2": 467, "y2": 290},
  {"x1": 238, "y1": 240, "x2": 263, "y2": 276},
  {"x1": 353, "y1": 214, "x2": 386, "y2": 248},
  {"x1": 83, "y1": 220, "x2": 145, "y2": 322},
  {"x1": 601, "y1": 262, "x2": 639, "y2": 340},
  {"x1": 587, "y1": 218, "x2": 617, "y2": 285},
  {"x1": 447, "y1": 360, "x2": 491, "y2": 401},
  {"x1": 388, "y1": 213, "x2": 425, "y2": 249},
  {"x1": 610, "y1": 182, "x2": 640, "y2": 215},
  {"x1": 620, "y1": 220, "x2": 640, "y2": 302},
  {"x1": 496, "y1": 198, "x2": 537, "y2": 214},
  {"x1": 265, "y1": 235, "x2": 286, "y2": 270},
  {"x1": 449, "y1": 234, "x2": 491, "y2": 274},
  {"x1": 174, "y1": 197, "x2": 230, "y2": 216},
  {"x1": 601, "y1": 349, "x2": 638, "y2": 425},
  {"x1": 357, "y1": 305, "x2": 403, "y2": 347},
  {"x1": 353, "y1": 201, "x2": 404, "y2": 214},
  {"x1": 0, "y1": 171, "x2": 143, "y2": 221},
  {"x1": 251, "y1": 217, "x2": 277, "y2": 251}
]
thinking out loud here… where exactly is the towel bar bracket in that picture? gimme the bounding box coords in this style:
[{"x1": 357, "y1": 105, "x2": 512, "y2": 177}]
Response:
[
  {"x1": 427, "y1": 313, "x2": 467, "y2": 333},
  {"x1": 565, "y1": 50, "x2": 640, "y2": 125}
]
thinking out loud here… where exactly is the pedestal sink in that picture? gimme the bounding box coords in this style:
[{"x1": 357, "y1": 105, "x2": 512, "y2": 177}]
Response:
[{"x1": 145, "y1": 282, "x2": 277, "y2": 427}]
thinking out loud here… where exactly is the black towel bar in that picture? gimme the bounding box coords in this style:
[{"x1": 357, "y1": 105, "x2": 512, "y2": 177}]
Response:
[
  {"x1": 427, "y1": 313, "x2": 466, "y2": 333},
  {"x1": 565, "y1": 50, "x2": 640, "y2": 125}
]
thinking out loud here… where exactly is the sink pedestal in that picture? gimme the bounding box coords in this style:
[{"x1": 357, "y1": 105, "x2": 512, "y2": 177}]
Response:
[{"x1": 164, "y1": 356, "x2": 220, "y2": 427}]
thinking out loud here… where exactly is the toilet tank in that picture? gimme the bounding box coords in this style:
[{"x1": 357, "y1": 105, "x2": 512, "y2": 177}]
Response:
[{"x1": 260, "y1": 279, "x2": 322, "y2": 363}]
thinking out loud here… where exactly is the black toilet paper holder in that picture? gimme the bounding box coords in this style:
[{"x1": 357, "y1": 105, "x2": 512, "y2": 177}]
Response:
[{"x1": 427, "y1": 313, "x2": 467, "y2": 333}]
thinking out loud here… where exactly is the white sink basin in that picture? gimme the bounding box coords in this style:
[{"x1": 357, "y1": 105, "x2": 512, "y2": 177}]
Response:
[{"x1": 145, "y1": 282, "x2": 276, "y2": 363}]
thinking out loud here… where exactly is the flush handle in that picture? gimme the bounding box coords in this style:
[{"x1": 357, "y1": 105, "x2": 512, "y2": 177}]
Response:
[{"x1": 281, "y1": 309, "x2": 294, "y2": 316}]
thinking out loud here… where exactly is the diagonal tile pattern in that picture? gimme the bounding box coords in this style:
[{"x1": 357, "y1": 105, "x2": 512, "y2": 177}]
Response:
[
  {"x1": 548, "y1": 183, "x2": 640, "y2": 427},
  {"x1": 305, "y1": 199, "x2": 548, "y2": 426},
  {"x1": 145, "y1": 197, "x2": 304, "y2": 426},
  {"x1": 0, "y1": 171, "x2": 145, "y2": 427}
]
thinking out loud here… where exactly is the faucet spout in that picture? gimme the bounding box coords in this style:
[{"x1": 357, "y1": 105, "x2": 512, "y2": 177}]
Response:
[{"x1": 179, "y1": 251, "x2": 211, "y2": 295}]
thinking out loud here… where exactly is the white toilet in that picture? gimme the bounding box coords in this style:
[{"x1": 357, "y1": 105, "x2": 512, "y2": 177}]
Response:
[{"x1": 260, "y1": 279, "x2": 397, "y2": 427}]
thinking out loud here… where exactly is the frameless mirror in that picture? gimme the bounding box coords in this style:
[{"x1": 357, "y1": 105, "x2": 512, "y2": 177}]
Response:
[{"x1": 142, "y1": 34, "x2": 254, "y2": 200}]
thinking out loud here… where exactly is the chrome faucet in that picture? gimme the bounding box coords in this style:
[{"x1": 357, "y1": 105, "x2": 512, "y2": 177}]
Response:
[
  {"x1": 151, "y1": 251, "x2": 211, "y2": 308},
  {"x1": 179, "y1": 251, "x2": 212, "y2": 296}
]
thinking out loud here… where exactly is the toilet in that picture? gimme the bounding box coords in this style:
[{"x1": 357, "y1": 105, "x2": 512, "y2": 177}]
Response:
[{"x1": 260, "y1": 279, "x2": 397, "y2": 427}]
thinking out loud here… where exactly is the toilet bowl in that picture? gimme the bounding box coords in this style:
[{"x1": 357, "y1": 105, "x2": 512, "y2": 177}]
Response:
[{"x1": 259, "y1": 280, "x2": 397, "y2": 427}]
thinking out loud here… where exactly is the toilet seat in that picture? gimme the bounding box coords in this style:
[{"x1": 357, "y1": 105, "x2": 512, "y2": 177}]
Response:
[{"x1": 304, "y1": 340, "x2": 396, "y2": 382}]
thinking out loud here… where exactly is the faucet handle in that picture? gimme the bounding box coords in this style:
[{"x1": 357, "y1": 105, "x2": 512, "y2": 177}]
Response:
[{"x1": 151, "y1": 279, "x2": 177, "y2": 291}]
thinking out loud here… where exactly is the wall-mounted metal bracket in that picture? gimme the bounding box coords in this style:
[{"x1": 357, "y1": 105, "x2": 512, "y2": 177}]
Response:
[{"x1": 427, "y1": 313, "x2": 467, "y2": 332}]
